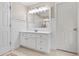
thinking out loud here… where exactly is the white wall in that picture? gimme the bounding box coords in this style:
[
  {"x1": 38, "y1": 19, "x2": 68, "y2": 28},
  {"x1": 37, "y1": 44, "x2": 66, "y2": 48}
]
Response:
[
  {"x1": 51, "y1": 18, "x2": 56, "y2": 49},
  {"x1": 11, "y1": 3, "x2": 26, "y2": 31},
  {"x1": 50, "y1": 4, "x2": 57, "y2": 49},
  {"x1": 11, "y1": 3, "x2": 27, "y2": 49}
]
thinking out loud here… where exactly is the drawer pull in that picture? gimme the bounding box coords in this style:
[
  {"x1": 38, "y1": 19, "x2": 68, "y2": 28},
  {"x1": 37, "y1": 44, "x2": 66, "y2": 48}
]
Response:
[
  {"x1": 30, "y1": 35, "x2": 32, "y2": 36},
  {"x1": 25, "y1": 38, "x2": 28, "y2": 40},
  {"x1": 40, "y1": 36, "x2": 42, "y2": 37},
  {"x1": 40, "y1": 48, "x2": 42, "y2": 49}
]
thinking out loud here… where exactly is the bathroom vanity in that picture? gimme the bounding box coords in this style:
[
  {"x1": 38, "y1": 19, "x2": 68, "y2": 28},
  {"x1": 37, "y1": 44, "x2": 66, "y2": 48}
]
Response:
[{"x1": 20, "y1": 31, "x2": 51, "y2": 53}]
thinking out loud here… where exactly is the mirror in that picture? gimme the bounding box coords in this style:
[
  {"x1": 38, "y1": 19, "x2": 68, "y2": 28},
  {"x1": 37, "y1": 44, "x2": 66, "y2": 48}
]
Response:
[{"x1": 27, "y1": 6, "x2": 51, "y2": 32}]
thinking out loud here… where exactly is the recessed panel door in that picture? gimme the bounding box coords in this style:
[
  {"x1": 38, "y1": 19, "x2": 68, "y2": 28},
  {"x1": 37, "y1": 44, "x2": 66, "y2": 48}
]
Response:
[
  {"x1": 56, "y1": 3, "x2": 77, "y2": 52},
  {"x1": 0, "y1": 3, "x2": 10, "y2": 54}
]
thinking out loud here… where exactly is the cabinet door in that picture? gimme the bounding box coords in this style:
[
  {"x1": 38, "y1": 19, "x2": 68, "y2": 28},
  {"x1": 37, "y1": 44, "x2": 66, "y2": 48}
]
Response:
[
  {"x1": 21, "y1": 36, "x2": 29, "y2": 47},
  {"x1": 21, "y1": 36, "x2": 36, "y2": 49},
  {"x1": 27, "y1": 37, "x2": 36, "y2": 49}
]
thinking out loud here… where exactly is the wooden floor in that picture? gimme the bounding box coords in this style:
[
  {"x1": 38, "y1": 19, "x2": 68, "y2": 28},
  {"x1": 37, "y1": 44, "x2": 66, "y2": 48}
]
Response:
[{"x1": 2, "y1": 47, "x2": 77, "y2": 56}]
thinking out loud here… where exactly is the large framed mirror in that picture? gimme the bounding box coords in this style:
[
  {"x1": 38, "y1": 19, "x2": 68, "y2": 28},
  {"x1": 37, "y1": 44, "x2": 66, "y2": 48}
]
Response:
[{"x1": 27, "y1": 5, "x2": 51, "y2": 32}]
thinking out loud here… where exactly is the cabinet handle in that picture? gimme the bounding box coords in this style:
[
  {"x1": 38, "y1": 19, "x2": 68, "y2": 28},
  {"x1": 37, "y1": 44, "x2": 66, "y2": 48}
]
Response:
[
  {"x1": 40, "y1": 36, "x2": 42, "y2": 37},
  {"x1": 40, "y1": 48, "x2": 42, "y2": 49},
  {"x1": 30, "y1": 35, "x2": 32, "y2": 36},
  {"x1": 25, "y1": 38, "x2": 28, "y2": 40}
]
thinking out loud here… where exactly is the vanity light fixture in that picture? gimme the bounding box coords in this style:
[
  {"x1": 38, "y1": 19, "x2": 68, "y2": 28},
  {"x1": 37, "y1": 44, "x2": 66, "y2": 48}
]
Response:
[{"x1": 29, "y1": 7, "x2": 48, "y2": 14}]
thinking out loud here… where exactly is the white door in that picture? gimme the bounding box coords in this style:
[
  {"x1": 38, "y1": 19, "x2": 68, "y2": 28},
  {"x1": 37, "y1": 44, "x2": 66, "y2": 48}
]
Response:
[
  {"x1": 0, "y1": 3, "x2": 11, "y2": 54},
  {"x1": 56, "y1": 3, "x2": 77, "y2": 52}
]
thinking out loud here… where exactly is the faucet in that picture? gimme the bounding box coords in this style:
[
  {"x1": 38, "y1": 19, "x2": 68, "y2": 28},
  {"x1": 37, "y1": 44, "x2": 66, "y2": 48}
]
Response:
[{"x1": 34, "y1": 30, "x2": 38, "y2": 32}]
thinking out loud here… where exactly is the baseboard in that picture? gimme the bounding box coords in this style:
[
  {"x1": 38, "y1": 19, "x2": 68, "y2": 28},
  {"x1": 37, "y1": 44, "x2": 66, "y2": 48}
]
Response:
[{"x1": 57, "y1": 49, "x2": 78, "y2": 55}]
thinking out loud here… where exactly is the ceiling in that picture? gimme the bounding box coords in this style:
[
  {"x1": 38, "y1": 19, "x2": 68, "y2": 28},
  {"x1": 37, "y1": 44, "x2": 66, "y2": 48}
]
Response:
[{"x1": 18, "y1": 2, "x2": 38, "y2": 6}]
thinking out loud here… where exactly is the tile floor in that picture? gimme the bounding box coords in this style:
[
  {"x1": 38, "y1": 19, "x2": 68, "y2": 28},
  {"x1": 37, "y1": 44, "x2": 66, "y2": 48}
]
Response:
[{"x1": 2, "y1": 47, "x2": 77, "y2": 56}]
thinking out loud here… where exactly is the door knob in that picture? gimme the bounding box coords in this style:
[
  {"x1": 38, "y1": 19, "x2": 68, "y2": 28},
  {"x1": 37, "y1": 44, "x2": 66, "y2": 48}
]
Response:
[{"x1": 73, "y1": 28, "x2": 77, "y2": 31}]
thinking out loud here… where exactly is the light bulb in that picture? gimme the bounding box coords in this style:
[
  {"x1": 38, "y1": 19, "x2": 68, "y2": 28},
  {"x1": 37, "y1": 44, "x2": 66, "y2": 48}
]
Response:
[
  {"x1": 38, "y1": 8, "x2": 43, "y2": 12},
  {"x1": 29, "y1": 7, "x2": 48, "y2": 14}
]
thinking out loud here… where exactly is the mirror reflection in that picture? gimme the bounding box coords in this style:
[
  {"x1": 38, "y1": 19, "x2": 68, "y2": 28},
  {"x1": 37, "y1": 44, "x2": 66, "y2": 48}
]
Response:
[{"x1": 28, "y1": 6, "x2": 50, "y2": 32}]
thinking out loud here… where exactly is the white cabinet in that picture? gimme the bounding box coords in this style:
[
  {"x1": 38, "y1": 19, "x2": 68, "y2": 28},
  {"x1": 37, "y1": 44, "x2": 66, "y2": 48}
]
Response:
[
  {"x1": 36, "y1": 38, "x2": 50, "y2": 53},
  {"x1": 20, "y1": 32, "x2": 51, "y2": 53},
  {"x1": 26, "y1": 38, "x2": 36, "y2": 49},
  {"x1": 21, "y1": 33, "x2": 36, "y2": 49},
  {"x1": 25, "y1": 38, "x2": 35, "y2": 49}
]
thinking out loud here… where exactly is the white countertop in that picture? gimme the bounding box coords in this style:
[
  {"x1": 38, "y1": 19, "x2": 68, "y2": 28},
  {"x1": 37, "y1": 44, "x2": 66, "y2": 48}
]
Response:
[{"x1": 20, "y1": 31, "x2": 51, "y2": 34}]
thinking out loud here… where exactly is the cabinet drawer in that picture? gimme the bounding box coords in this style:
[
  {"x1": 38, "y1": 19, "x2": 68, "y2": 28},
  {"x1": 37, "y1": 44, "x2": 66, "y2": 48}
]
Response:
[
  {"x1": 27, "y1": 33, "x2": 36, "y2": 38},
  {"x1": 22, "y1": 33, "x2": 28, "y2": 37},
  {"x1": 22, "y1": 33, "x2": 50, "y2": 38},
  {"x1": 22, "y1": 33, "x2": 35, "y2": 38},
  {"x1": 37, "y1": 42, "x2": 50, "y2": 50},
  {"x1": 36, "y1": 34, "x2": 50, "y2": 38},
  {"x1": 36, "y1": 38, "x2": 50, "y2": 53},
  {"x1": 37, "y1": 39, "x2": 48, "y2": 45},
  {"x1": 36, "y1": 44, "x2": 50, "y2": 53}
]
